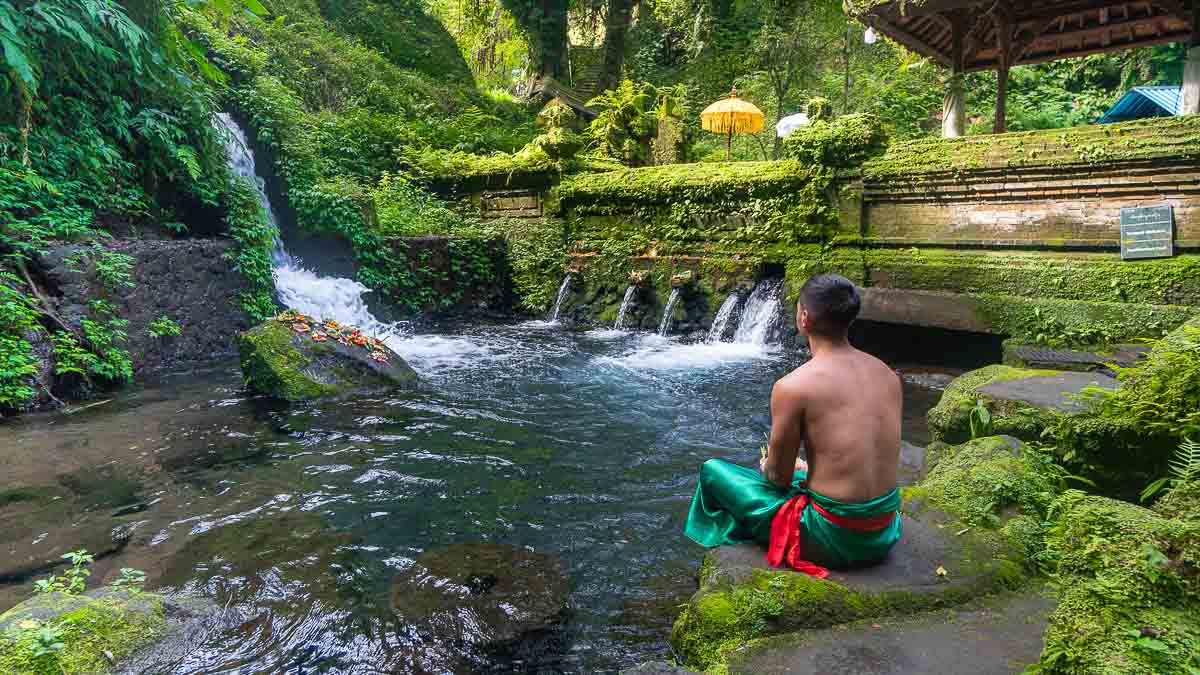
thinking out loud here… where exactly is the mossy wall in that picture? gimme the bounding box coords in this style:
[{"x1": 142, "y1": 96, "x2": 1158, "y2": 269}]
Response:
[{"x1": 536, "y1": 116, "x2": 1200, "y2": 339}]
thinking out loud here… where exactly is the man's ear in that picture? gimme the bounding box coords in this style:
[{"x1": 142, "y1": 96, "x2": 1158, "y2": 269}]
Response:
[{"x1": 797, "y1": 307, "x2": 808, "y2": 333}]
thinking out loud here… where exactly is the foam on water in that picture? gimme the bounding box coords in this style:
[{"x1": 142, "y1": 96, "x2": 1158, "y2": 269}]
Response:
[
  {"x1": 732, "y1": 278, "x2": 784, "y2": 345},
  {"x1": 598, "y1": 334, "x2": 778, "y2": 370},
  {"x1": 706, "y1": 293, "x2": 741, "y2": 343}
]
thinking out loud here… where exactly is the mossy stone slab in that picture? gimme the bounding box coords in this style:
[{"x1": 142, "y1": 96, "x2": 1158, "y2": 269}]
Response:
[
  {"x1": 976, "y1": 371, "x2": 1116, "y2": 414},
  {"x1": 725, "y1": 592, "x2": 1056, "y2": 674},
  {"x1": 698, "y1": 508, "x2": 1013, "y2": 600},
  {"x1": 927, "y1": 365, "x2": 1113, "y2": 444},
  {"x1": 671, "y1": 505, "x2": 1023, "y2": 669}
]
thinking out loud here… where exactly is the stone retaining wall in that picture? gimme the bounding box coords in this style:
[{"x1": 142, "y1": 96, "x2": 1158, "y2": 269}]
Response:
[{"x1": 40, "y1": 238, "x2": 252, "y2": 376}]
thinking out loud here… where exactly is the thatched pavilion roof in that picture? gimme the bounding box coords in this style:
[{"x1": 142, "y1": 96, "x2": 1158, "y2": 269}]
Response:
[{"x1": 846, "y1": 1, "x2": 1196, "y2": 72}]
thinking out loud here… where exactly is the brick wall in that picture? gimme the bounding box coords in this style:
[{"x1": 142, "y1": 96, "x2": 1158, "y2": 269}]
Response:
[{"x1": 862, "y1": 159, "x2": 1200, "y2": 249}]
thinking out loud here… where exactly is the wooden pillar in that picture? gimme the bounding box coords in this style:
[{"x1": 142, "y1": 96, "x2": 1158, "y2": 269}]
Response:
[
  {"x1": 1183, "y1": 1, "x2": 1200, "y2": 114},
  {"x1": 994, "y1": 7, "x2": 1012, "y2": 134},
  {"x1": 943, "y1": 13, "x2": 966, "y2": 138}
]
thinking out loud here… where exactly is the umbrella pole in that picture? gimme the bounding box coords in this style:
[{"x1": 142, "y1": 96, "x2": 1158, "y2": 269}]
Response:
[{"x1": 726, "y1": 128, "x2": 732, "y2": 161}]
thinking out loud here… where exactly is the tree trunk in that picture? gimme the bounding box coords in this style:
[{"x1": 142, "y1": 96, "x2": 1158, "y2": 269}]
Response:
[{"x1": 599, "y1": 0, "x2": 634, "y2": 91}]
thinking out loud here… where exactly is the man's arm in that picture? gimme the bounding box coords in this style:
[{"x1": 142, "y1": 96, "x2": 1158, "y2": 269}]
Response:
[{"x1": 762, "y1": 379, "x2": 803, "y2": 488}]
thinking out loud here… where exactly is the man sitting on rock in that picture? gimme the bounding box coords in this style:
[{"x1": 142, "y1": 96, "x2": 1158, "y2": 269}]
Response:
[{"x1": 684, "y1": 273, "x2": 902, "y2": 577}]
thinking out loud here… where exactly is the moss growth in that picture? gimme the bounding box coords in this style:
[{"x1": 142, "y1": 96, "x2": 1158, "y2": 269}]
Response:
[
  {"x1": 926, "y1": 365, "x2": 1061, "y2": 444},
  {"x1": 238, "y1": 320, "x2": 335, "y2": 401},
  {"x1": 783, "y1": 113, "x2": 888, "y2": 168},
  {"x1": 0, "y1": 590, "x2": 167, "y2": 674},
  {"x1": 864, "y1": 115, "x2": 1200, "y2": 180},
  {"x1": 671, "y1": 494, "x2": 1027, "y2": 670},
  {"x1": 919, "y1": 436, "x2": 1057, "y2": 529},
  {"x1": 1037, "y1": 491, "x2": 1200, "y2": 673},
  {"x1": 861, "y1": 248, "x2": 1200, "y2": 309}
]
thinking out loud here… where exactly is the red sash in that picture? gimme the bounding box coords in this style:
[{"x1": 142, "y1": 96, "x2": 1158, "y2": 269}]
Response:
[{"x1": 766, "y1": 493, "x2": 898, "y2": 578}]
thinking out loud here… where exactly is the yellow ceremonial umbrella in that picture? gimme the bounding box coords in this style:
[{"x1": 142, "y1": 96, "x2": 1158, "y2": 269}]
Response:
[{"x1": 701, "y1": 87, "x2": 764, "y2": 160}]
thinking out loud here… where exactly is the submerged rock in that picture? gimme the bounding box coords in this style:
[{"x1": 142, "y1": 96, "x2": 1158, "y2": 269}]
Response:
[
  {"x1": 237, "y1": 312, "x2": 418, "y2": 401},
  {"x1": 390, "y1": 542, "x2": 569, "y2": 660}
]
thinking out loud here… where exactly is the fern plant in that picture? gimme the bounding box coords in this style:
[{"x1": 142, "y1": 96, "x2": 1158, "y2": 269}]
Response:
[{"x1": 1140, "y1": 437, "x2": 1200, "y2": 502}]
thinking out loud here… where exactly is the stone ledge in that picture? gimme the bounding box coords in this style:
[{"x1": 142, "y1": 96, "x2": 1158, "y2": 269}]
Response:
[
  {"x1": 723, "y1": 591, "x2": 1057, "y2": 675},
  {"x1": 671, "y1": 504, "x2": 1023, "y2": 669}
]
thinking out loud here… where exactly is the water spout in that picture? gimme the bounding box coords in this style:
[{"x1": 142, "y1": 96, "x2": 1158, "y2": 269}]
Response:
[
  {"x1": 550, "y1": 275, "x2": 572, "y2": 322},
  {"x1": 614, "y1": 285, "x2": 637, "y2": 330},
  {"x1": 657, "y1": 288, "x2": 682, "y2": 336},
  {"x1": 215, "y1": 113, "x2": 400, "y2": 340},
  {"x1": 705, "y1": 293, "x2": 741, "y2": 343},
  {"x1": 732, "y1": 278, "x2": 784, "y2": 345}
]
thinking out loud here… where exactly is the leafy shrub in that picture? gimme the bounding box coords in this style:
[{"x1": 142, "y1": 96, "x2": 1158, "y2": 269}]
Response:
[
  {"x1": 783, "y1": 113, "x2": 888, "y2": 167},
  {"x1": 148, "y1": 316, "x2": 182, "y2": 339}
]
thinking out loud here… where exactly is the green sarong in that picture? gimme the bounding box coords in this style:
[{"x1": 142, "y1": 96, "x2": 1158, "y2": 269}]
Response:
[{"x1": 684, "y1": 458, "x2": 901, "y2": 569}]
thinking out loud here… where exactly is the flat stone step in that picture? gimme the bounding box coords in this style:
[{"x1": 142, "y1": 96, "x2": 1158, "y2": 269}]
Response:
[
  {"x1": 725, "y1": 592, "x2": 1056, "y2": 674},
  {"x1": 703, "y1": 507, "x2": 1008, "y2": 599},
  {"x1": 976, "y1": 371, "x2": 1118, "y2": 414},
  {"x1": 1004, "y1": 343, "x2": 1148, "y2": 371}
]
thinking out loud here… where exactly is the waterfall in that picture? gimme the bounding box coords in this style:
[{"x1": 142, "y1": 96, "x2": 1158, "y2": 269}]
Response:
[
  {"x1": 550, "y1": 275, "x2": 572, "y2": 322},
  {"x1": 614, "y1": 285, "x2": 637, "y2": 330},
  {"x1": 732, "y1": 278, "x2": 784, "y2": 345},
  {"x1": 216, "y1": 113, "x2": 399, "y2": 340},
  {"x1": 705, "y1": 293, "x2": 741, "y2": 343},
  {"x1": 657, "y1": 288, "x2": 682, "y2": 336}
]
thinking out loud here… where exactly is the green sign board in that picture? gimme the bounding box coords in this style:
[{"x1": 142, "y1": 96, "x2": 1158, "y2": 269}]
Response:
[{"x1": 1120, "y1": 205, "x2": 1174, "y2": 260}]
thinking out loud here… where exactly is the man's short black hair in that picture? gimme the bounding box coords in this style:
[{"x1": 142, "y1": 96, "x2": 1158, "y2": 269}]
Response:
[{"x1": 799, "y1": 273, "x2": 860, "y2": 338}]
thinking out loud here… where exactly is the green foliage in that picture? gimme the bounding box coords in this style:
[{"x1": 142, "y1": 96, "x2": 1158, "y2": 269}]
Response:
[
  {"x1": 147, "y1": 315, "x2": 182, "y2": 339},
  {"x1": 1141, "y1": 437, "x2": 1200, "y2": 503},
  {"x1": 0, "y1": 272, "x2": 41, "y2": 409},
  {"x1": 223, "y1": 176, "x2": 278, "y2": 321},
  {"x1": 968, "y1": 398, "x2": 992, "y2": 440},
  {"x1": 782, "y1": 112, "x2": 887, "y2": 167},
  {"x1": 586, "y1": 80, "x2": 660, "y2": 166},
  {"x1": 33, "y1": 550, "x2": 94, "y2": 596},
  {"x1": 1037, "y1": 490, "x2": 1200, "y2": 673},
  {"x1": 110, "y1": 568, "x2": 147, "y2": 591},
  {"x1": 1069, "y1": 318, "x2": 1200, "y2": 461},
  {"x1": 484, "y1": 217, "x2": 565, "y2": 313}
]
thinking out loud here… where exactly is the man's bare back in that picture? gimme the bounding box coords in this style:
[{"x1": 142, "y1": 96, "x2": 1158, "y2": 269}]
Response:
[{"x1": 762, "y1": 345, "x2": 902, "y2": 503}]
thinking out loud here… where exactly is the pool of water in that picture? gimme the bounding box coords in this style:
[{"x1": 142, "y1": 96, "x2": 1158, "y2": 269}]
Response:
[{"x1": 0, "y1": 322, "x2": 949, "y2": 673}]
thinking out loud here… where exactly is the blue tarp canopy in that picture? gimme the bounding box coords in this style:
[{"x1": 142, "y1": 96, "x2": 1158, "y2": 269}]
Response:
[{"x1": 1098, "y1": 86, "x2": 1181, "y2": 124}]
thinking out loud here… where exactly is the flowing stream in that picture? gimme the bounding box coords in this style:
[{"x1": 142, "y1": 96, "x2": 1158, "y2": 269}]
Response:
[
  {"x1": 0, "y1": 117, "x2": 952, "y2": 673},
  {"x1": 217, "y1": 113, "x2": 401, "y2": 340},
  {"x1": 551, "y1": 275, "x2": 573, "y2": 322},
  {"x1": 614, "y1": 285, "x2": 637, "y2": 329},
  {"x1": 657, "y1": 288, "x2": 682, "y2": 336},
  {"x1": 706, "y1": 292, "x2": 741, "y2": 343},
  {"x1": 732, "y1": 278, "x2": 784, "y2": 345}
]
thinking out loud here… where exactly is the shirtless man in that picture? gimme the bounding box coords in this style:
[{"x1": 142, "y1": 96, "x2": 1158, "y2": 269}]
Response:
[{"x1": 684, "y1": 274, "x2": 904, "y2": 572}]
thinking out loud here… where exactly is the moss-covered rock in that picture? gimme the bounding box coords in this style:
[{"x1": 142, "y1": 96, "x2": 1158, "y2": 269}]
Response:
[
  {"x1": 237, "y1": 312, "x2": 418, "y2": 401},
  {"x1": 926, "y1": 365, "x2": 1078, "y2": 444},
  {"x1": 1037, "y1": 490, "x2": 1200, "y2": 673},
  {"x1": 670, "y1": 503, "x2": 1025, "y2": 670},
  {"x1": 0, "y1": 588, "x2": 168, "y2": 674},
  {"x1": 1154, "y1": 481, "x2": 1200, "y2": 522},
  {"x1": 915, "y1": 436, "x2": 1058, "y2": 562}
]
